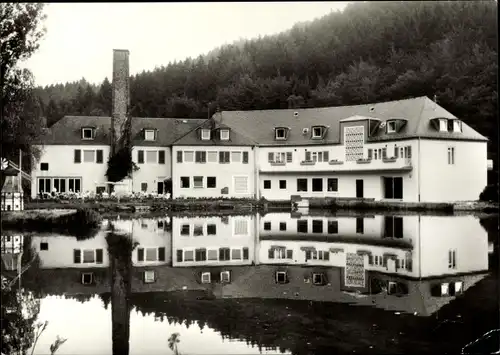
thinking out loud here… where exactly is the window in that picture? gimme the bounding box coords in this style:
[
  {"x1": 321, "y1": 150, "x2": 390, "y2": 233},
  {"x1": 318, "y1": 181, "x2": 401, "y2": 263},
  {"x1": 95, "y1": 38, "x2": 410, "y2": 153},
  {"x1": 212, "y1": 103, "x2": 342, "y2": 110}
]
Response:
[
  {"x1": 141, "y1": 183, "x2": 147, "y2": 192},
  {"x1": 276, "y1": 271, "x2": 287, "y2": 284},
  {"x1": 231, "y1": 249, "x2": 242, "y2": 260},
  {"x1": 83, "y1": 249, "x2": 95, "y2": 263},
  {"x1": 74, "y1": 150, "x2": 81, "y2": 163},
  {"x1": 447, "y1": 119, "x2": 454, "y2": 132},
  {"x1": 219, "y1": 248, "x2": 230, "y2": 261},
  {"x1": 297, "y1": 178, "x2": 308, "y2": 192},
  {"x1": 231, "y1": 152, "x2": 241, "y2": 162},
  {"x1": 195, "y1": 151, "x2": 207, "y2": 163},
  {"x1": 242, "y1": 151, "x2": 249, "y2": 164},
  {"x1": 201, "y1": 129, "x2": 211, "y2": 140},
  {"x1": 356, "y1": 218, "x2": 364, "y2": 234},
  {"x1": 181, "y1": 224, "x2": 190, "y2": 235},
  {"x1": 196, "y1": 248, "x2": 207, "y2": 261},
  {"x1": 448, "y1": 147, "x2": 455, "y2": 165},
  {"x1": 176, "y1": 250, "x2": 183, "y2": 262},
  {"x1": 144, "y1": 129, "x2": 156, "y2": 141},
  {"x1": 180, "y1": 177, "x2": 190, "y2": 188},
  {"x1": 40, "y1": 163, "x2": 49, "y2": 171},
  {"x1": 286, "y1": 152, "x2": 293, "y2": 163},
  {"x1": 448, "y1": 250, "x2": 457, "y2": 269},
  {"x1": 138, "y1": 150, "x2": 144, "y2": 164},
  {"x1": 453, "y1": 120, "x2": 462, "y2": 133},
  {"x1": 193, "y1": 176, "x2": 203, "y2": 188},
  {"x1": 82, "y1": 128, "x2": 94, "y2": 140},
  {"x1": 219, "y1": 151, "x2": 230, "y2": 163},
  {"x1": 193, "y1": 224, "x2": 204, "y2": 236},
  {"x1": 312, "y1": 220, "x2": 323, "y2": 233},
  {"x1": 68, "y1": 178, "x2": 81, "y2": 193},
  {"x1": 83, "y1": 150, "x2": 95, "y2": 163},
  {"x1": 243, "y1": 247, "x2": 249, "y2": 260},
  {"x1": 184, "y1": 151, "x2": 194, "y2": 162},
  {"x1": 310, "y1": 151, "x2": 329, "y2": 163},
  {"x1": 220, "y1": 129, "x2": 230, "y2": 140},
  {"x1": 312, "y1": 178, "x2": 323, "y2": 192},
  {"x1": 275, "y1": 128, "x2": 287, "y2": 140},
  {"x1": 233, "y1": 176, "x2": 249, "y2": 193},
  {"x1": 207, "y1": 224, "x2": 216, "y2": 235},
  {"x1": 146, "y1": 151, "x2": 157, "y2": 163},
  {"x1": 383, "y1": 177, "x2": 403, "y2": 199},
  {"x1": 207, "y1": 151, "x2": 217, "y2": 162},
  {"x1": 96, "y1": 150, "x2": 103, "y2": 164},
  {"x1": 53, "y1": 178, "x2": 66, "y2": 193},
  {"x1": 344, "y1": 126, "x2": 364, "y2": 161},
  {"x1": 279, "y1": 180, "x2": 287, "y2": 189},
  {"x1": 264, "y1": 222, "x2": 271, "y2": 230},
  {"x1": 264, "y1": 180, "x2": 271, "y2": 189},
  {"x1": 387, "y1": 121, "x2": 396, "y2": 133},
  {"x1": 184, "y1": 250, "x2": 194, "y2": 262},
  {"x1": 328, "y1": 220, "x2": 338, "y2": 234},
  {"x1": 384, "y1": 216, "x2": 403, "y2": 238},
  {"x1": 177, "y1": 151, "x2": 183, "y2": 163},
  {"x1": 40, "y1": 242, "x2": 48, "y2": 251},
  {"x1": 38, "y1": 178, "x2": 51, "y2": 194},
  {"x1": 159, "y1": 150, "x2": 165, "y2": 164},
  {"x1": 207, "y1": 177, "x2": 216, "y2": 188},
  {"x1": 439, "y1": 119, "x2": 447, "y2": 132},
  {"x1": 312, "y1": 126, "x2": 323, "y2": 138},
  {"x1": 327, "y1": 178, "x2": 338, "y2": 192},
  {"x1": 297, "y1": 220, "x2": 308, "y2": 233},
  {"x1": 279, "y1": 222, "x2": 287, "y2": 231},
  {"x1": 207, "y1": 249, "x2": 218, "y2": 260}
]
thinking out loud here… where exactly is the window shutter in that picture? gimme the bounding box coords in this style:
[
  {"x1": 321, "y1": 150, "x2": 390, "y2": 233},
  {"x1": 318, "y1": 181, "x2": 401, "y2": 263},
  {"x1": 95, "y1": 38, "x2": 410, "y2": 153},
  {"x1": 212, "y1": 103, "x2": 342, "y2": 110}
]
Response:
[
  {"x1": 268, "y1": 249, "x2": 274, "y2": 259},
  {"x1": 243, "y1": 247, "x2": 249, "y2": 260},
  {"x1": 407, "y1": 146, "x2": 412, "y2": 158},
  {"x1": 96, "y1": 150, "x2": 103, "y2": 163},
  {"x1": 394, "y1": 146, "x2": 398, "y2": 158},
  {"x1": 242, "y1": 151, "x2": 249, "y2": 164},
  {"x1": 73, "y1": 249, "x2": 81, "y2": 263},
  {"x1": 382, "y1": 148, "x2": 387, "y2": 159},
  {"x1": 219, "y1": 151, "x2": 224, "y2": 163},
  {"x1": 305, "y1": 251, "x2": 311, "y2": 260},
  {"x1": 368, "y1": 149, "x2": 373, "y2": 159},
  {"x1": 74, "y1": 150, "x2": 81, "y2": 163},
  {"x1": 96, "y1": 249, "x2": 103, "y2": 264},
  {"x1": 268, "y1": 152, "x2": 274, "y2": 162},
  {"x1": 286, "y1": 152, "x2": 292, "y2": 162},
  {"x1": 323, "y1": 151, "x2": 329, "y2": 162},
  {"x1": 324, "y1": 251, "x2": 330, "y2": 261},
  {"x1": 177, "y1": 151, "x2": 183, "y2": 163},
  {"x1": 305, "y1": 151, "x2": 311, "y2": 161},
  {"x1": 137, "y1": 248, "x2": 144, "y2": 262},
  {"x1": 176, "y1": 249, "x2": 183, "y2": 262},
  {"x1": 138, "y1": 150, "x2": 144, "y2": 164},
  {"x1": 159, "y1": 150, "x2": 165, "y2": 164},
  {"x1": 286, "y1": 249, "x2": 293, "y2": 259},
  {"x1": 158, "y1": 247, "x2": 166, "y2": 261}
]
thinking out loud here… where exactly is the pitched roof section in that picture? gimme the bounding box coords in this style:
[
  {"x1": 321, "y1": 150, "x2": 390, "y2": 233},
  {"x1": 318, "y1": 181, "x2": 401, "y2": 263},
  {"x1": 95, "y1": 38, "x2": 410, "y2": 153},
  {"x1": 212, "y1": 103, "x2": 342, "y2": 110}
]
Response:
[
  {"x1": 38, "y1": 116, "x2": 208, "y2": 146},
  {"x1": 173, "y1": 117, "x2": 257, "y2": 146},
  {"x1": 218, "y1": 96, "x2": 487, "y2": 146}
]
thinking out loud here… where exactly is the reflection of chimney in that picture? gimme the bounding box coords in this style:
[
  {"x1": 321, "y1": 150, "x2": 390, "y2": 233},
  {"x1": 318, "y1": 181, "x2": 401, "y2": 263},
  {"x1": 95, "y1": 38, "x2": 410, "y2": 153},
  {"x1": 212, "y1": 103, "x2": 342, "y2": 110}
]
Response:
[{"x1": 111, "y1": 49, "x2": 130, "y2": 154}]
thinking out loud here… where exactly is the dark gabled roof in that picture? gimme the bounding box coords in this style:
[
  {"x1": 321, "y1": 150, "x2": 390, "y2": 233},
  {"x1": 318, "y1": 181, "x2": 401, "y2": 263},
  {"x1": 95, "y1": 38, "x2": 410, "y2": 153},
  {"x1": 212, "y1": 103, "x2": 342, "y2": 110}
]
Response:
[
  {"x1": 37, "y1": 116, "x2": 207, "y2": 146},
  {"x1": 173, "y1": 117, "x2": 257, "y2": 146},
  {"x1": 218, "y1": 96, "x2": 487, "y2": 146}
]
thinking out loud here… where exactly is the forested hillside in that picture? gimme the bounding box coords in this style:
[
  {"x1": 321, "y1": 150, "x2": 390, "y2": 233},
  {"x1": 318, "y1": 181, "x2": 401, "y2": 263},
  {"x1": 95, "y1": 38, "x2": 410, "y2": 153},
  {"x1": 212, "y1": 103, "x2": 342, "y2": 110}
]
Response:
[{"x1": 34, "y1": 1, "x2": 498, "y2": 165}]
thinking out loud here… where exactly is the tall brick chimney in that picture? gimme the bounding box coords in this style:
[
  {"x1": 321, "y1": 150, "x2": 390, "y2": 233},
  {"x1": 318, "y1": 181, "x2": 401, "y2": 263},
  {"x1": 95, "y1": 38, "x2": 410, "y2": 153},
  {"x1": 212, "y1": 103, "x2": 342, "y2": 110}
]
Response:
[{"x1": 111, "y1": 49, "x2": 130, "y2": 154}]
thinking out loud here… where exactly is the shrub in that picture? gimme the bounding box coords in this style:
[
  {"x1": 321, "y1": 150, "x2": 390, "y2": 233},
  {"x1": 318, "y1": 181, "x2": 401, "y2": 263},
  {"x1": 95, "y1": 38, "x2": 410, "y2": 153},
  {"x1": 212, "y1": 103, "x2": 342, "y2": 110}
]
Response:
[{"x1": 479, "y1": 184, "x2": 499, "y2": 203}]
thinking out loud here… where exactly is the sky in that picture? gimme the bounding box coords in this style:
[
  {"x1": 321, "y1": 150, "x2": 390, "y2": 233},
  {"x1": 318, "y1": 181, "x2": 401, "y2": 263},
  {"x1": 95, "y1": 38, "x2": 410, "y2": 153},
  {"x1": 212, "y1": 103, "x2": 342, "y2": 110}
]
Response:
[{"x1": 21, "y1": 2, "x2": 350, "y2": 87}]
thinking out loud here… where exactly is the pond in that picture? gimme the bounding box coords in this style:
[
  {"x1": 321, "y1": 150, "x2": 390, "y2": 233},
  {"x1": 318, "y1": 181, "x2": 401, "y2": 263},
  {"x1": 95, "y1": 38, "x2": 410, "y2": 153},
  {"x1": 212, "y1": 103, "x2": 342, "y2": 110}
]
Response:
[{"x1": 1, "y1": 212, "x2": 498, "y2": 355}]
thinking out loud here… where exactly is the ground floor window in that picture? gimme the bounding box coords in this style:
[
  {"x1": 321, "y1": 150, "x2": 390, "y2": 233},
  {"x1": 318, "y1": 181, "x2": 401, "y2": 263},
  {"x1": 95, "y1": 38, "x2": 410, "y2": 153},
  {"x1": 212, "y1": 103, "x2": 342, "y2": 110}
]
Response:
[
  {"x1": 384, "y1": 216, "x2": 403, "y2": 238},
  {"x1": 297, "y1": 220, "x2": 308, "y2": 233},
  {"x1": 279, "y1": 180, "x2": 287, "y2": 189},
  {"x1": 207, "y1": 177, "x2": 216, "y2": 188},
  {"x1": 193, "y1": 176, "x2": 203, "y2": 188},
  {"x1": 38, "y1": 177, "x2": 82, "y2": 195},
  {"x1": 383, "y1": 177, "x2": 403, "y2": 199},
  {"x1": 327, "y1": 178, "x2": 338, "y2": 192},
  {"x1": 312, "y1": 220, "x2": 323, "y2": 233},
  {"x1": 356, "y1": 218, "x2": 364, "y2": 234},
  {"x1": 312, "y1": 178, "x2": 323, "y2": 192},
  {"x1": 264, "y1": 180, "x2": 271, "y2": 189},
  {"x1": 234, "y1": 176, "x2": 249, "y2": 193},
  {"x1": 328, "y1": 220, "x2": 338, "y2": 234},
  {"x1": 297, "y1": 178, "x2": 308, "y2": 192},
  {"x1": 141, "y1": 183, "x2": 148, "y2": 192},
  {"x1": 181, "y1": 177, "x2": 190, "y2": 188}
]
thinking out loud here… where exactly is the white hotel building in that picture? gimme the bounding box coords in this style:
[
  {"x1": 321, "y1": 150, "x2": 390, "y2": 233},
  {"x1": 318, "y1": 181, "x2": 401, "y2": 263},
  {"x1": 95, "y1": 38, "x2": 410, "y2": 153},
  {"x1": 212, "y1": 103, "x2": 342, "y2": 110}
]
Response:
[{"x1": 31, "y1": 50, "x2": 489, "y2": 203}]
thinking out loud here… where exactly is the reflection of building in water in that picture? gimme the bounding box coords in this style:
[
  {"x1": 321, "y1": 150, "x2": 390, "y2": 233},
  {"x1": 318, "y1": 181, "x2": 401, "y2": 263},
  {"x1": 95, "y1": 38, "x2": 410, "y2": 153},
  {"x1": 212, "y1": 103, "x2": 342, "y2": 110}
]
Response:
[
  {"x1": 172, "y1": 215, "x2": 257, "y2": 267},
  {"x1": 30, "y1": 217, "x2": 172, "y2": 269},
  {"x1": 25, "y1": 213, "x2": 490, "y2": 316},
  {"x1": 1, "y1": 235, "x2": 24, "y2": 271}
]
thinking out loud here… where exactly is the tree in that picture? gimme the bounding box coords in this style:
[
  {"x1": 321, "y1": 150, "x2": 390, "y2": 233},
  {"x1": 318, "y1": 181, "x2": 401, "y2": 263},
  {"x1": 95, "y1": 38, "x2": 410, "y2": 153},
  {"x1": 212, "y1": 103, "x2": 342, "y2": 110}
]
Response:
[{"x1": 0, "y1": 3, "x2": 46, "y2": 166}]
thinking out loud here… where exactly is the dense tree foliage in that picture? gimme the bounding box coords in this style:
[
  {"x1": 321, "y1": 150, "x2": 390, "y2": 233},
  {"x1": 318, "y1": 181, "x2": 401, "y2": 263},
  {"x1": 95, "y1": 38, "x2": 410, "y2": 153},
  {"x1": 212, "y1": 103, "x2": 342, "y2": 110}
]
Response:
[{"x1": 35, "y1": 1, "x2": 498, "y2": 178}]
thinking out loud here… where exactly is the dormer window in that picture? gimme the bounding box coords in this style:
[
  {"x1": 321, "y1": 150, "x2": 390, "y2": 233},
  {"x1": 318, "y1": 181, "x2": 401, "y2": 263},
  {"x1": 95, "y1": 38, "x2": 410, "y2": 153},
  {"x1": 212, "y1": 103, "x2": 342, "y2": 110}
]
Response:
[
  {"x1": 312, "y1": 126, "x2": 323, "y2": 139},
  {"x1": 275, "y1": 127, "x2": 289, "y2": 140},
  {"x1": 144, "y1": 129, "x2": 156, "y2": 141},
  {"x1": 81, "y1": 128, "x2": 94, "y2": 140},
  {"x1": 439, "y1": 119, "x2": 447, "y2": 132},
  {"x1": 201, "y1": 129, "x2": 211, "y2": 140},
  {"x1": 453, "y1": 120, "x2": 462, "y2": 133},
  {"x1": 387, "y1": 121, "x2": 397, "y2": 133},
  {"x1": 220, "y1": 129, "x2": 230, "y2": 141}
]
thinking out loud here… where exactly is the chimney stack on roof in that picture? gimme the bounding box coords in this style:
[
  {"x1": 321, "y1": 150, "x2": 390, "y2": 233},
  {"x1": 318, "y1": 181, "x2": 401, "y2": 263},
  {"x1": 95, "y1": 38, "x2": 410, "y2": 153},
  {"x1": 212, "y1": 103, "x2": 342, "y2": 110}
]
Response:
[{"x1": 111, "y1": 49, "x2": 130, "y2": 153}]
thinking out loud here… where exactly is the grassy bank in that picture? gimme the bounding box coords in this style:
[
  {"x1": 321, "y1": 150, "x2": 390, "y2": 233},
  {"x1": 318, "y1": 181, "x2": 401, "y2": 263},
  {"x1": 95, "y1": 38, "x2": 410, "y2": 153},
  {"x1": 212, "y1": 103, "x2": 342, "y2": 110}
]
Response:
[{"x1": 1, "y1": 208, "x2": 102, "y2": 237}]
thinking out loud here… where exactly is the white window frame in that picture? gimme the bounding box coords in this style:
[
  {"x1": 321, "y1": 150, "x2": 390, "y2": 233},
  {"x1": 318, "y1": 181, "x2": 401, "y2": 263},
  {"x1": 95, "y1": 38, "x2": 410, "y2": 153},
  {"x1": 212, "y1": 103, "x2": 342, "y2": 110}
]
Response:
[
  {"x1": 201, "y1": 129, "x2": 211, "y2": 140},
  {"x1": 275, "y1": 128, "x2": 286, "y2": 140},
  {"x1": 82, "y1": 128, "x2": 94, "y2": 140},
  {"x1": 201, "y1": 272, "x2": 211, "y2": 283},
  {"x1": 220, "y1": 271, "x2": 231, "y2": 283},
  {"x1": 184, "y1": 151, "x2": 194, "y2": 163},
  {"x1": 453, "y1": 120, "x2": 462, "y2": 133},
  {"x1": 220, "y1": 129, "x2": 230, "y2": 140},
  {"x1": 233, "y1": 218, "x2": 249, "y2": 236},
  {"x1": 146, "y1": 150, "x2": 157, "y2": 163},
  {"x1": 193, "y1": 176, "x2": 204, "y2": 188},
  {"x1": 387, "y1": 121, "x2": 397, "y2": 133},
  {"x1": 144, "y1": 129, "x2": 156, "y2": 141},
  {"x1": 207, "y1": 151, "x2": 217, "y2": 162},
  {"x1": 312, "y1": 126, "x2": 323, "y2": 138},
  {"x1": 231, "y1": 151, "x2": 242, "y2": 163},
  {"x1": 83, "y1": 150, "x2": 96, "y2": 163}
]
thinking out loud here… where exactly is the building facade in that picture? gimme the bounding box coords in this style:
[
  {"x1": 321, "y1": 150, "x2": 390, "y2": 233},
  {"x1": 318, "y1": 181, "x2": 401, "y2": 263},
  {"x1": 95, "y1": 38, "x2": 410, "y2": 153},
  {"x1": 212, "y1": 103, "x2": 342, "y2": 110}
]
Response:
[{"x1": 31, "y1": 49, "x2": 489, "y2": 203}]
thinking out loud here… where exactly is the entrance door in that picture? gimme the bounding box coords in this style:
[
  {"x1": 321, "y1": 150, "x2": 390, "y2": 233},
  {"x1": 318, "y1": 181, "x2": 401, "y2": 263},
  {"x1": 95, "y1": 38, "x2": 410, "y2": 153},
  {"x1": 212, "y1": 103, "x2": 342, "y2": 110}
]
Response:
[
  {"x1": 356, "y1": 179, "x2": 364, "y2": 198},
  {"x1": 157, "y1": 181, "x2": 164, "y2": 194}
]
